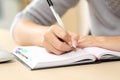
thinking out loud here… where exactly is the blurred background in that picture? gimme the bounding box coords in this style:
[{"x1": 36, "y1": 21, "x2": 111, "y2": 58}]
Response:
[{"x1": 0, "y1": 0, "x2": 90, "y2": 35}]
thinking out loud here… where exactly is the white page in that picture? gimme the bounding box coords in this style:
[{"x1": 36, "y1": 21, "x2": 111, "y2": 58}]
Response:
[{"x1": 83, "y1": 47, "x2": 120, "y2": 59}]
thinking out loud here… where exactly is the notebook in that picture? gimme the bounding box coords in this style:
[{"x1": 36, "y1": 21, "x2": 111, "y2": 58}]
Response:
[{"x1": 12, "y1": 46, "x2": 120, "y2": 69}]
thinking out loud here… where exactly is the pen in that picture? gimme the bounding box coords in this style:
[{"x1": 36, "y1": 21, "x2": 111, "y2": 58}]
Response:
[
  {"x1": 47, "y1": 0, "x2": 64, "y2": 28},
  {"x1": 46, "y1": 0, "x2": 76, "y2": 49}
]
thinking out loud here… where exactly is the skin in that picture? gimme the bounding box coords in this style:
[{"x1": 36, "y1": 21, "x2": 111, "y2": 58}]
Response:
[
  {"x1": 13, "y1": 19, "x2": 79, "y2": 55},
  {"x1": 13, "y1": 19, "x2": 120, "y2": 55},
  {"x1": 77, "y1": 36, "x2": 120, "y2": 52}
]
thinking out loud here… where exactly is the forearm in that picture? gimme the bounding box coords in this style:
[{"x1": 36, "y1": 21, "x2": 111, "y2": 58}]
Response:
[
  {"x1": 13, "y1": 19, "x2": 49, "y2": 47},
  {"x1": 97, "y1": 36, "x2": 120, "y2": 52},
  {"x1": 78, "y1": 36, "x2": 120, "y2": 52}
]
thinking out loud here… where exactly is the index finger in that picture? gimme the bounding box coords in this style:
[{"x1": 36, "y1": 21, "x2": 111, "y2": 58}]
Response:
[{"x1": 50, "y1": 25, "x2": 72, "y2": 46}]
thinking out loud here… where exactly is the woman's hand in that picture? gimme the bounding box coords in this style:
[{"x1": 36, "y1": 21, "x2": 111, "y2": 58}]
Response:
[{"x1": 41, "y1": 25, "x2": 79, "y2": 55}]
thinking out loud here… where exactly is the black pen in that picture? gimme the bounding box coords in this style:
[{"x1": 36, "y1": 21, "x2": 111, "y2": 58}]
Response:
[{"x1": 46, "y1": 0, "x2": 76, "y2": 49}]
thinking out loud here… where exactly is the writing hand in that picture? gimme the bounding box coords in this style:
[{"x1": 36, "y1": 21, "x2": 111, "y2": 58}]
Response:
[{"x1": 41, "y1": 25, "x2": 74, "y2": 55}]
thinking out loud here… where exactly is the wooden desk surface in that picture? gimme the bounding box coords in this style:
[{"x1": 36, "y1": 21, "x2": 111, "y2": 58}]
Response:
[{"x1": 0, "y1": 29, "x2": 120, "y2": 80}]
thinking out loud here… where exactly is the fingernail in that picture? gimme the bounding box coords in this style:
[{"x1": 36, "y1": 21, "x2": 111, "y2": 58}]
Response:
[
  {"x1": 68, "y1": 41, "x2": 72, "y2": 47},
  {"x1": 72, "y1": 41, "x2": 77, "y2": 48}
]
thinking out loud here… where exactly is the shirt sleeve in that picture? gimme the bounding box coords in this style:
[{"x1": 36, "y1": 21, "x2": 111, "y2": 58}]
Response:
[
  {"x1": 13, "y1": 0, "x2": 79, "y2": 25},
  {"x1": 10, "y1": 0, "x2": 79, "y2": 38}
]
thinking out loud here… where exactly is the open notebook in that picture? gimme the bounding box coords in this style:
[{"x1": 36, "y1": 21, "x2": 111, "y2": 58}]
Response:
[{"x1": 12, "y1": 46, "x2": 120, "y2": 69}]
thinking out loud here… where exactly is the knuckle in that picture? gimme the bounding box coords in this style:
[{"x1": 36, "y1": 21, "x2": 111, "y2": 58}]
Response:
[
  {"x1": 50, "y1": 25, "x2": 56, "y2": 31},
  {"x1": 63, "y1": 32, "x2": 70, "y2": 41},
  {"x1": 61, "y1": 31, "x2": 68, "y2": 38}
]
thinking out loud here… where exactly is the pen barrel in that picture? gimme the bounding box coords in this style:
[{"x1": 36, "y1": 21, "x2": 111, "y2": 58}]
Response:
[{"x1": 50, "y1": 6, "x2": 64, "y2": 28}]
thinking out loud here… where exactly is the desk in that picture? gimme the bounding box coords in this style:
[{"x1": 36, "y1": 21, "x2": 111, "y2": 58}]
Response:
[{"x1": 0, "y1": 29, "x2": 120, "y2": 80}]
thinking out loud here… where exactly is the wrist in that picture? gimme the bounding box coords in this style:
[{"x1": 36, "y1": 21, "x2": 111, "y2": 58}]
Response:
[{"x1": 31, "y1": 26, "x2": 49, "y2": 47}]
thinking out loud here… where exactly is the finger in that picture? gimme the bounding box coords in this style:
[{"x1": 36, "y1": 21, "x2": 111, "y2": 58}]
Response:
[
  {"x1": 46, "y1": 31, "x2": 72, "y2": 52},
  {"x1": 77, "y1": 42, "x2": 88, "y2": 48},
  {"x1": 72, "y1": 35, "x2": 79, "y2": 48},
  {"x1": 50, "y1": 25, "x2": 72, "y2": 45},
  {"x1": 68, "y1": 32, "x2": 79, "y2": 48},
  {"x1": 44, "y1": 30, "x2": 72, "y2": 52},
  {"x1": 43, "y1": 41, "x2": 64, "y2": 55}
]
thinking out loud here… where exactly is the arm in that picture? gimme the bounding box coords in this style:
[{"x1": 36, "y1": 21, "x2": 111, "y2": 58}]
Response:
[
  {"x1": 13, "y1": 19, "x2": 76, "y2": 55},
  {"x1": 77, "y1": 36, "x2": 120, "y2": 52},
  {"x1": 11, "y1": 0, "x2": 79, "y2": 54}
]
